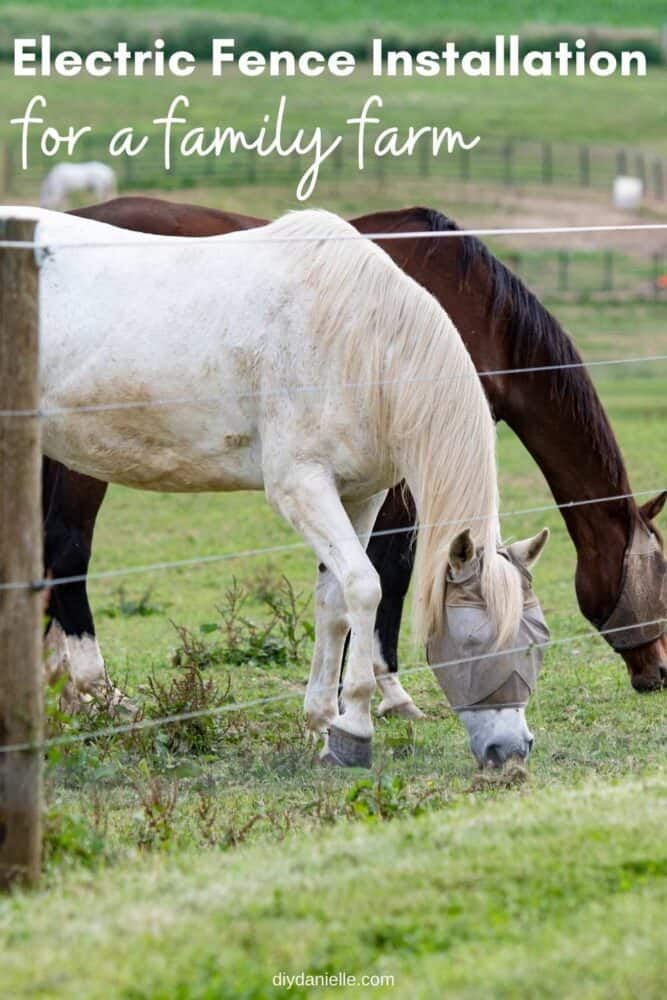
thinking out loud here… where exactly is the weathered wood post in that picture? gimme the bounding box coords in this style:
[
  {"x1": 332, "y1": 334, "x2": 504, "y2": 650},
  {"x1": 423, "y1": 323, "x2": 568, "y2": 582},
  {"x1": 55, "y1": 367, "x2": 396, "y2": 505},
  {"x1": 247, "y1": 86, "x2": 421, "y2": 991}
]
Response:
[{"x1": 0, "y1": 217, "x2": 43, "y2": 890}]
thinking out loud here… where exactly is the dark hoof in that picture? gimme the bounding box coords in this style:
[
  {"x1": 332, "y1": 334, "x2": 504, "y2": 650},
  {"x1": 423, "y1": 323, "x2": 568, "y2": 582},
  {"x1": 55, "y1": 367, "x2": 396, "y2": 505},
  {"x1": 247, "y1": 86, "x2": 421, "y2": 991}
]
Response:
[{"x1": 320, "y1": 724, "x2": 372, "y2": 768}]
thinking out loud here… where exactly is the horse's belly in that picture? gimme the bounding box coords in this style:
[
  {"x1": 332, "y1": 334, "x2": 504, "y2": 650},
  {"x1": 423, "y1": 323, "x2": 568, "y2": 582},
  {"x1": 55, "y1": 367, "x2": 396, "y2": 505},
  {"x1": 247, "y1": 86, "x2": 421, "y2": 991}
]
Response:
[{"x1": 42, "y1": 406, "x2": 263, "y2": 492}]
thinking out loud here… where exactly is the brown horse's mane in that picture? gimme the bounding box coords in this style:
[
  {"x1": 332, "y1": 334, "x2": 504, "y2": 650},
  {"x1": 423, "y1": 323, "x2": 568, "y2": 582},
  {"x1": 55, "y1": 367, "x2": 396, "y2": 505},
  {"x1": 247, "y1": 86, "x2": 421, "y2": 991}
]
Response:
[{"x1": 411, "y1": 206, "x2": 626, "y2": 488}]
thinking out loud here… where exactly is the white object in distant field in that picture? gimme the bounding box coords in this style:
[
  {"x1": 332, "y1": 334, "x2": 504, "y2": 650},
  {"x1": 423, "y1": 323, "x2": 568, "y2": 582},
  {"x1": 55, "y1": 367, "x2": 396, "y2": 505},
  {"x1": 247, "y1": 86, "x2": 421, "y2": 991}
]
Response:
[
  {"x1": 40, "y1": 162, "x2": 117, "y2": 210},
  {"x1": 613, "y1": 175, "x2": 643, "y2": 210}
]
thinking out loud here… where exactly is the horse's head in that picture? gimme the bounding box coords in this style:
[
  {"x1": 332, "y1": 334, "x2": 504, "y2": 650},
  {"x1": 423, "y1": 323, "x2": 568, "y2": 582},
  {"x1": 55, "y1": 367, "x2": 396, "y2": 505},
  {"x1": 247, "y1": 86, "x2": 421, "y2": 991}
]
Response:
[
  {"x1": 602, "y1": 491, "x2": 666, "y2": 692},
  {"x1": 427, "y1": 527, "x2": 550, "y2": 768}
]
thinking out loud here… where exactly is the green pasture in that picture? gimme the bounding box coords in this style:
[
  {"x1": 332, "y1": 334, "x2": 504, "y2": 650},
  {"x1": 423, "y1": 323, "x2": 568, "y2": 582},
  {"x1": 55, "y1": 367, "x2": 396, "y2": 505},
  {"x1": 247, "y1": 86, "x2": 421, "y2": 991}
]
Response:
[
  {"x1": 1, "y1": 5, "x2": 666, "y2": 992},
  {"x1": 1, "y1": 61, "x2": 663, "y2": 148},
  {"x1": 9, "y1": 0, "x2": 667, "y2": 30},
  {"x1": 1, "y1": 287, "x2": 665, "y2": 996},
  {"x1": 2, "y1": 59, "x2": 666, "y2": 204}
]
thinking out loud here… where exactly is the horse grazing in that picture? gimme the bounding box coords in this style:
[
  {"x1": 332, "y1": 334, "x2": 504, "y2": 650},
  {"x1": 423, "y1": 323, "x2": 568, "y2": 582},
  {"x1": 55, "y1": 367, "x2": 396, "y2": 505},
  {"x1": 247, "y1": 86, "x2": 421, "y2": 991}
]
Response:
[
  {"x1": 39, "y1": 162, "x2": 116, "y2": 211},
  {"x1": 46, "y1": 198, "x2": 665, "y2": 707},
  {"x1": 428, "y1": 527, "x2": 550, "y2": 766},
  {"x1": 7, "y1": 205, "x2": 534, "y2": 767}
]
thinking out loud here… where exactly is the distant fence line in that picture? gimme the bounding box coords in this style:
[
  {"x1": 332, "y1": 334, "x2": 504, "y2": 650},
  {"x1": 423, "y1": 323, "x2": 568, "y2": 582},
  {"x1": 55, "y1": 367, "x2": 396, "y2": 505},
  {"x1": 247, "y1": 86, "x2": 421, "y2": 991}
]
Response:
[
  {"x1": 3, "y1": 136, "x2": 667, "y2": 201},
  {"x1": 505, "y1": 248, "x2": 667, "y2": 302}
]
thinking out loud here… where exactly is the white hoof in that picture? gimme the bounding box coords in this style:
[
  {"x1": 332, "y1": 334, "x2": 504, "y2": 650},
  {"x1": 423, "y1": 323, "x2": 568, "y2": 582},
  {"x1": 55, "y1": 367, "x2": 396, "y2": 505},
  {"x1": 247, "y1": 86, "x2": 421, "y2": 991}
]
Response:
[
  {"x1": 374, "y1": 670, "x2": 425, "y2": 720},
  {"x1": 377, "y1": 697, "x2": 425, "y2": 720}
]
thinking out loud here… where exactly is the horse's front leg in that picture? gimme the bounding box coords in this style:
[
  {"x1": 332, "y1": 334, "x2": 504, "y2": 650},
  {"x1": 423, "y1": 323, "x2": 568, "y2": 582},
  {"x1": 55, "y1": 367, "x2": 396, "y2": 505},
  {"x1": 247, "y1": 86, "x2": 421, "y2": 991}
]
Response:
[
  {"x1": 268, "y1": 465, "x2": 384, "y2": 767},
  {"x1": 304, "y1": 564, "x2": 349, "y2": 737}
]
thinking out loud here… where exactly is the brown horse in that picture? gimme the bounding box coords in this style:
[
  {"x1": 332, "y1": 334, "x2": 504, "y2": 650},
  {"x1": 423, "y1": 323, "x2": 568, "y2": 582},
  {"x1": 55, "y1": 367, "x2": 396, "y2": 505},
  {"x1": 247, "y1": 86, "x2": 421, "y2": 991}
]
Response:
[{"x1": 43, "y1": 197, "x2": 666, "y2": 710}]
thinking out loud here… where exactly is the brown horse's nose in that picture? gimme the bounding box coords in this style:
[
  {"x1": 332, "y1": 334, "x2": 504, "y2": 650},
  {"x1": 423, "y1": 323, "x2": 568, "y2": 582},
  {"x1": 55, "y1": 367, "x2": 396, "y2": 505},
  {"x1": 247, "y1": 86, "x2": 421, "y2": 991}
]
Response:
[
  {"x1": 623, "y1": 636, "x2": 667, "y2": 693},
  {"x1": 630, "y1": 670, "x2": 666, "y2": 693}
]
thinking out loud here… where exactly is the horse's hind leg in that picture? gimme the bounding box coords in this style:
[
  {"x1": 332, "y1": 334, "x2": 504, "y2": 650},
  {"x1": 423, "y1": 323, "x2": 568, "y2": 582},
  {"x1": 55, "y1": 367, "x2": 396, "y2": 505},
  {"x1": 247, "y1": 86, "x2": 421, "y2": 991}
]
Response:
[
  {"x1": 267, "y1": 466, "x2": 384, "y2": 767},
  {"x1": 366, "y1": 485, "x2": 424, "y2": 719},
  {"x1": 43, "y1": 465, "x2": 127, "y2": 710},
  {"x1": 338, "y1": 486, "x2": 423, "y2": 719}
]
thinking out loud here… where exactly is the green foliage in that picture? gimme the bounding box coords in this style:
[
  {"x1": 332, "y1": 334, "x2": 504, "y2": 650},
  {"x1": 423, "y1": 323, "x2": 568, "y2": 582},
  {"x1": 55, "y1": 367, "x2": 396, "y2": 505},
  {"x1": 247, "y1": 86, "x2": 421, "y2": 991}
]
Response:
[
  {"x1": 189, "y1": 575, "x2": 313, "y2": 670},
  {"x1": 142, "y1": 644, "x2": 232, "y2": 756},
  {"x1": 131, "y1": 763, "x2": 181, "y2": 849},
  {"x1": 0, "y1": 6, "x2": 664, "y2": 63},
  {"x1": 345, "y1": 772, "x2": 440, "y2": 820},
  {"x1": 43, "y1": 802, "x2": 108, "y2": 868},
  {"x1": 98, "y1": 585, "x2": 165, "y2": 619}
]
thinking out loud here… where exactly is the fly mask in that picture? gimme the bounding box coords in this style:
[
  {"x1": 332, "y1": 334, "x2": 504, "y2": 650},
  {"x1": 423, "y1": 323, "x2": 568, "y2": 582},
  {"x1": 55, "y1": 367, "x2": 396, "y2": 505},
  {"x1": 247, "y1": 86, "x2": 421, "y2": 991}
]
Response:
[
  {"x1": 600, "y1": 521, "x2": 666, "y2": 651},
  {"x1": 426, "y1": 546, "x2": 550, "y2": 711}
]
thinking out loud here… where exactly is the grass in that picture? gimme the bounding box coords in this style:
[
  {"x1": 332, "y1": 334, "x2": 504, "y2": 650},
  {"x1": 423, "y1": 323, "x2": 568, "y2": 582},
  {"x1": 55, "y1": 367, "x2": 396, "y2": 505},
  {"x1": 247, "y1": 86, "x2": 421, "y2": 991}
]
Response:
[
  {"x1": 1, "y1": 11, "x2": 665, "y2": 989},
  {"x1": 3, "y1": 780, "x2": 667, "y2": 996},
  {"x1": 3, "y1": 62, "x2": 664, "y2": 150},
  {"x1": 3, "y1": 64, "x2": 667, "y2": 220},
  {"x1": 0, "y1": 292, "x2": 663, "y2": 995},
  {"x1": 3, "y1": 60, "x2": 667, "y2": 207},
  {"x1": 10, "y1": 1, "x2": 667, "y2": 30}
]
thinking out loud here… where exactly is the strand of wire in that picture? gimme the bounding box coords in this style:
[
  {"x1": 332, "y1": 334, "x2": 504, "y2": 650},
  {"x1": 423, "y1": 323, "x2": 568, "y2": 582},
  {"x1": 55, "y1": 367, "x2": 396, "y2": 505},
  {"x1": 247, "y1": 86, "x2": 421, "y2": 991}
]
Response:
[
  {"x1": 2, "y1": 220, "x2": 667, "y2": 252},
  {"x1": 1, "y1": 616, "x2": 663, "y2": 755},
  {"x1": 1, "y1": 352, "x2": 665, "y2": 420},
  {"x1": 1, "y1": 486, "x2": 663, "y2": 594}
]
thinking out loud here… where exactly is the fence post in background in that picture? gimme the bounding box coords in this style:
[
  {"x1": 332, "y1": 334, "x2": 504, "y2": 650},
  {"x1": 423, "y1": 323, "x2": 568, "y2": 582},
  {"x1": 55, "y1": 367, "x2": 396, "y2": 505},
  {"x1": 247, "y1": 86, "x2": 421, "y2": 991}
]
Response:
[
  {"x1": 123, "y1": 155, "x2": 133, "y2": 191},
  {"x1": 616, "y1": 150, "x2": 628, "y2": 176},
  {"x1": 459, "y1": 147, "x2": 471, "y2": 182},
  {"x1": 558, "y1": 251, "x2": 569, "y2": 293},
  {"x1": 542, "y1": 142, "x2": 553, "y2": 184},
  {"x1": 652, "y1": 160, "x2": 664, "y2": 200},
  {"x1": 0, "y1": 218, "x2": 43, "y2": 891},
  {"x1": 2, "y1": 146, "x2": 13, "y2": 197},
  {"x1": 507, "y1": 251, "x2": 521, "y2": 275},
  {"x1": 502, "y1": 140, "x2": 514, "y2": 185},
  {"x1": 602, "y1": 250, "x2": 615, "y2": 292},
  {"x1": 635, "y1": 154, "x2": 646, "y2": 189},
  {"x1": 334, "y1": 141, "x2": 344, "y2": 191},
  {"x1": 375, "y1": 153, "x2": 385, "y2": 187},
  {"x1": 579, "y1": 146, "x2": 590, "y2": 187},
  {"x1": 246, "y1": 149, "x2": 257, "y2": 184},
  {"x1": 419, "y1": 141, "x2": 430, "y2": 178},
  {"x1": 652, "y1": 252, "x2": 663, "y2": 300}
]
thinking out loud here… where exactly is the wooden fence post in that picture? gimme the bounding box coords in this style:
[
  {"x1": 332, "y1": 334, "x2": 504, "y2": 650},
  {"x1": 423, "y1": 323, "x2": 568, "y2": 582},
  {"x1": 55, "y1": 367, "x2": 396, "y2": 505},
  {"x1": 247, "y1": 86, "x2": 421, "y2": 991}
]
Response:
[{"x1": 0, "y1": 217, "x2": 43, "y2": 890}]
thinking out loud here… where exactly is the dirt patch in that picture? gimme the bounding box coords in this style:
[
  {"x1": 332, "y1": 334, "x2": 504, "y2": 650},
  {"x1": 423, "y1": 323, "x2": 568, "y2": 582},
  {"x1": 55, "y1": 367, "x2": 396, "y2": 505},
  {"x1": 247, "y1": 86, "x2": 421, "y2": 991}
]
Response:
[{"x1": 444, "y1": 182, "x2": 667, "y2": 257}]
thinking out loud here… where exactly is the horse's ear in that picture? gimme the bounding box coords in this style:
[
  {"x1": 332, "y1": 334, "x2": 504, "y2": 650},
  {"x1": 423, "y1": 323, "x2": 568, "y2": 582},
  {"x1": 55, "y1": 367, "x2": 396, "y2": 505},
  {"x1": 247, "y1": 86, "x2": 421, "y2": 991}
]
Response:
[
  {"x1": 508, "y1": 527, "x2": 550, "y2": 570},
  {"x1": 449, "y1": 528, "x2": 474, "y2": 570},
  {"x1": 639, "y1": 491, "x2": 667, "y2": 523}
]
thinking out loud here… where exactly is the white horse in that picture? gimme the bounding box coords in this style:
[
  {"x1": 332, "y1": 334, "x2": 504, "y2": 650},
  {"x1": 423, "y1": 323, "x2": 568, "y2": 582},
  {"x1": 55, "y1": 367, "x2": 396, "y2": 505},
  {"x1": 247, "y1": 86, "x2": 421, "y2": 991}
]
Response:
[
  {"x1": 39, "y1": 162, "x2": 116, "y2": 211},
  {"x1": 3, "y1": 206, "x2": 530, "y2": 766}
]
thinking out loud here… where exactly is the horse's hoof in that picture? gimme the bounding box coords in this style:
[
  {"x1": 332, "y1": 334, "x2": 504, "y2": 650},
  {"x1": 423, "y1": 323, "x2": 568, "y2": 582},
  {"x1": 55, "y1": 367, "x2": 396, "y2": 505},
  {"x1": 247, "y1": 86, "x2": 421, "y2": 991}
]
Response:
[
  {"x1": 377, "y1": 698, "x2": 425, "y2": 720},
  {"x1": 113, "y1": 695, "x2": 140, "y2": 719},
  {"x1": 320, "y1": 724, "x2": 372, "y2": 768}
]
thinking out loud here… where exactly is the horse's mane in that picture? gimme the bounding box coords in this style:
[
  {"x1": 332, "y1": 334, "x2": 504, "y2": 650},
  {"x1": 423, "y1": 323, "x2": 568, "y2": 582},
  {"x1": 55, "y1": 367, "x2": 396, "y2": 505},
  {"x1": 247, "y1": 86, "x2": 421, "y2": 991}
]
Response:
[
  {"x1": 265, "y1": 209, "x2": 523, "y2": 645},
  {"x1": 411, "y1": 207, "x2": 627, "y2": 488}
]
